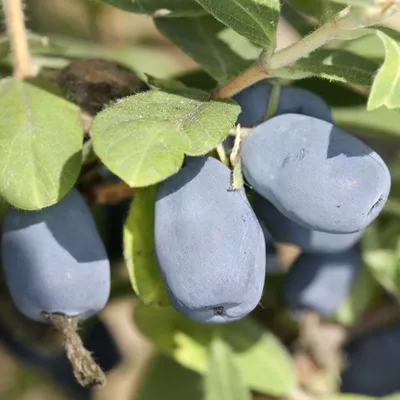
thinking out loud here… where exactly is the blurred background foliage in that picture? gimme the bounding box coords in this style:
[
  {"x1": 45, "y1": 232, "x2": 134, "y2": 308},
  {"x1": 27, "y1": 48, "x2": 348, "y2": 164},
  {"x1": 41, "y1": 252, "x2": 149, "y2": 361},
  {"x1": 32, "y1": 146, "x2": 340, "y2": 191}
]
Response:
[{"x1": 0, "y1": 1, "x2": 400, "y2": 399}]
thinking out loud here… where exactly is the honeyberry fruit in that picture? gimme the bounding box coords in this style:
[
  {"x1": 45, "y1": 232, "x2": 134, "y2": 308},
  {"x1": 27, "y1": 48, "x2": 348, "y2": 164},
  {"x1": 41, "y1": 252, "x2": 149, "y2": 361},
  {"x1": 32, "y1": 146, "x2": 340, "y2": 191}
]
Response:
[
  {"x1": 1, "y1": 188, "x2": 111, "y2": 323},
  {"x1": 154, "y1": 156, "x2": 266, "y2": 324},
  {"x1": 252, "y1": 193, "x2": 363, "y2": 253},
  {"x1": 233, "y1": 80, "x2": 333, "y2": 127},
  {"x1": 284, "y1": 246, "x2": 361, "y2": 318},
  {"x1": 241, "y1": 114, "x2": 391, "y2": 233},
  {"x1": 341, "y1": 322, "x2": 400, "y2": 396}
]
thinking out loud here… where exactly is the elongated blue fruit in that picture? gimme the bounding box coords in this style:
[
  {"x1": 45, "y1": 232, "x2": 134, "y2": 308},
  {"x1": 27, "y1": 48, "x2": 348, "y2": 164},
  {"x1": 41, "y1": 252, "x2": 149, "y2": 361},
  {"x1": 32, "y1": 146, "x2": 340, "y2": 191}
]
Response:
[
  {"x1": 241, "y1": 114, "x2": 391, "y2": 233},
  {"x1": 233, "y1": 80, "x2": 333, "y2": 127},
  {"x1": 341, "y1": 322, "x2": 400, "y2": 396},
  {"x1": 252, "y1": 193, "x2": 363, "y2": 253},
  {"x1": 284, "y1": 246, "x2": 361, "y2": 317},
  {"x1": 154, "y1": 156, "x2": 266, "y2": 324},
  {"x1": 1, "y1": 189, "x2": 111, "y2": 323}
]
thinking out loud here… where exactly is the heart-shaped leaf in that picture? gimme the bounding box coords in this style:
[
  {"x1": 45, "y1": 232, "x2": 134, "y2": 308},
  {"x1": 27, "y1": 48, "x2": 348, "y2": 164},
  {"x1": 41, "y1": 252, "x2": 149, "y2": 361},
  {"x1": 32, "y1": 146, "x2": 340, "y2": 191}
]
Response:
[
  {"x1": 194, "y1": 0, "x2": 280, "y2": 49},
  {"x1": 0, "y1": 78, "x2": 83, "y2": 210},
  {"x1": 91, "y1": 88, "x2": 240, "y2": 187}
]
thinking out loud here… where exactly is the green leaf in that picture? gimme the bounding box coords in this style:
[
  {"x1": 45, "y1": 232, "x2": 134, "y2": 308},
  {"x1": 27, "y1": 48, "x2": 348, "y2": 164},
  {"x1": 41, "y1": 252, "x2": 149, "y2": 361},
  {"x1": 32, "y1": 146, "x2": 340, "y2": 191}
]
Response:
[
  {"x1": 331, "y1": 395, "x2": 375, "y2": 400},
  {"x1": 98, "y1": 0, "x2": 207, "y2": 17},
  {"x1": 206, "y1": 335, "x2": 251, "y2": 400},
  {"x1": 146, "y1": 75, "x2": 189, "y2": 91},
  {"x1": 286, "y1": 0, "x2": 342, "y2": 21},
  {"x1": 332, "y1": 104, "x2": 400, "y2": 137},
  {"x1": 175, "y1": 69, "x2": 218, "y2": 92},
  {"x1": 363, "y1": 248, "x2": 400, "y2": 297},
  {"x1": 383, "y1": 395, "x2": 400, "y2": 400},
  {"x1": 342, "y1": 33, "x2": 385, "y2": 60},
  {"x1": 155, "y1": 16, "x2": 251, "y2": 83},
  {"x1": 0, "y1": 196, "x2": 8, "y2": 224},
  {"x1": 194, "y1": 0, "x2": 280, "y2": 49},
  {"x1": 134, "y1": 304, "x2": 297, "y2": 396},
  {"x1": 136, "y1": 354, "x2": 203, "y2": 400},
  {"x1": 217, "y1": 27, "x2": 261, "y2": 60},
  {"x1": 123, "y1": 186, "x2": 170, "y2": 307},
  {"x1": 274, "y1": 49, "x2": 378, "y2": 86},
  {"x1": 330, "y1": 0, "x2": 375, "y2": 5},
  {"x1": 91, "y1": 88, "x2": 240, "y2": 188},
  {"x1": 368, "y1": 30, "x2": 400, "y2": 110},
  {"x1": 0, "y1": 78, "x2": 82, "y2": 210}
]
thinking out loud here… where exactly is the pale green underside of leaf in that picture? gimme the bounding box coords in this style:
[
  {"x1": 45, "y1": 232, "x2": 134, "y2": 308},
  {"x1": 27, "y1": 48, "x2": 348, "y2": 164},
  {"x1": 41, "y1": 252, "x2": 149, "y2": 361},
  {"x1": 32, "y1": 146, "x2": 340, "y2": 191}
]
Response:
[
  {"x1": 285, "y1": 0, "x2": 343, "y2": 21},
  {"x1": 98, "y1": 0, "x2": 207, "y2": 17},
  {"x1": 155, "y1": 16, "x2": 251, "y2": 83},
  {"x1": 332, "y1": 104, "x2": 400, "y2": 137},
  {"x1": 330, "y1": 0, "x2": 375, "y2": 5},
  {"x1": 368, "y1": 29, "x2": 400, "y2": 110},
  {"x1": 0, "y1": 78, "x2": 83, "y2": 210},
  {"x1": 217, "y1": 27, "x2": 261, "y2": 60},
  {"x1": 91, "y1": 89, "x2": 240, "y2": 188},
  {"x1": 332, "y1": 395, "x2": 375, "y2": 400},
  {"x1": 334, "y1": 263, "x2": 378, "y2": 326},
  {"x1": 363, "y1": 249, "x2": 400, "y2": 298},
  {"x1": 206, "y1": 336, "x2": 252, "y2": 400},
  {"x1": 136, "y1": 354, "x2": 203, "y2": 400},
  {"x1": 123, "y1": 186, "x2": 170, "y2": 307},
  {"x1": 134, "y1": 304, "x2": 297, "y2": 396},
  {"x1": 194, "y1": 0, "x2": 280, "y2": 48},
  {"x1": 275, "y1": 49, "x2": 378, "y2": 86}
]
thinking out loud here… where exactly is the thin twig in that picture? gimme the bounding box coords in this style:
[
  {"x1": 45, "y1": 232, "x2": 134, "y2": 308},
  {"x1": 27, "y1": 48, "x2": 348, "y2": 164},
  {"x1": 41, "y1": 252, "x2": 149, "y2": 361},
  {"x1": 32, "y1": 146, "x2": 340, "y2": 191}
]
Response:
[
  {"x1": 2, "y1": 0, "x2": 32, "y2": 78},
  {"x1": 211, "y1": 3, "x2": 397, "y2": 100},
  {"x1": 211, "y1": 63, "x2": 267, "y2": 99}
]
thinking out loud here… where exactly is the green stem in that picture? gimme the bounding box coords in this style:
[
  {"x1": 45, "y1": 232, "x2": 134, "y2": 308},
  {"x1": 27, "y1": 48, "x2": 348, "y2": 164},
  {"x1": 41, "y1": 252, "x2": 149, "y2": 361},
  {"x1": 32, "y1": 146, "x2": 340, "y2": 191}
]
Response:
[{"x1": 212, "y1": 3, "x2": 397, "y2": 100}]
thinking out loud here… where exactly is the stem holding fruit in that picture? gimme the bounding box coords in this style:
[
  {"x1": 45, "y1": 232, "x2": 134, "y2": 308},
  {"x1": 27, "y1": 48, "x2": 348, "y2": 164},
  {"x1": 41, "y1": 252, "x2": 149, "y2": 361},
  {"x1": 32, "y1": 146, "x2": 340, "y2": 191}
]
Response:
[
  {"x1": 2, "y1": 0, "x2": 33, "y2": 78},
  {"x1": 44, "y1": 313, "x2": 106, "y2": 389}
]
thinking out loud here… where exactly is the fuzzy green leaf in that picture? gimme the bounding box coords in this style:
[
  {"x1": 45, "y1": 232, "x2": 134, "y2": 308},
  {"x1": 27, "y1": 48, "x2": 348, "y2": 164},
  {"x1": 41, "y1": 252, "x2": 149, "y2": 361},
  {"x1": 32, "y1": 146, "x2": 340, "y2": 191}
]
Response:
[
  {"x1": 123, "y1": 186, "x2": 170, "y2": 307},
  {"x1": 194, "y1": 0, "x2": 280, "y2": 49},
  {"x1": 155, "y1": 16, "x2": 251, "y2": 83},
  {"x1": 0, "y1": 78, "x2": 82, "y2": 210},
  {"x1": 368, "y1": 30, "x2": 400, "y2": 110},
  {"x1": 134, "y1": 304, "x2": 297, "y2": 396},
  {"x1": 286, "y1": 0, "x2": 342, "y2": 20},
  {"x1": 274, "y1": 49, "x2": 378, "y2": 86},
  {"x1": 206, "y1": 336, "x2": 252, "y2": 400},
  {"x1": 363, "y1": 248, "x2": 400, "y2": 298},
  {"x1": 91, "y1": 89, "x2": 240, "y2": 188},
  {"x1": 99, "y1": 0, "x2": 206, "y2": 17},
  {"x1": 137, "y1": 354, "x2": 204, "y2": 400}
]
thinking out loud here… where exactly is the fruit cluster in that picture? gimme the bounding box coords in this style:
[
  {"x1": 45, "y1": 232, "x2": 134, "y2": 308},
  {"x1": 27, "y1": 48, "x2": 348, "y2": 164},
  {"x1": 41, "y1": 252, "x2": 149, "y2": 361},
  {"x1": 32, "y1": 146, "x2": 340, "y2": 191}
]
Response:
[
  {"x1": 0, "y1": 81, "x2": 393, "y2": 395},
  {"x1": 154, "y1": 81, "x2": 391, "y2": 324}
]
